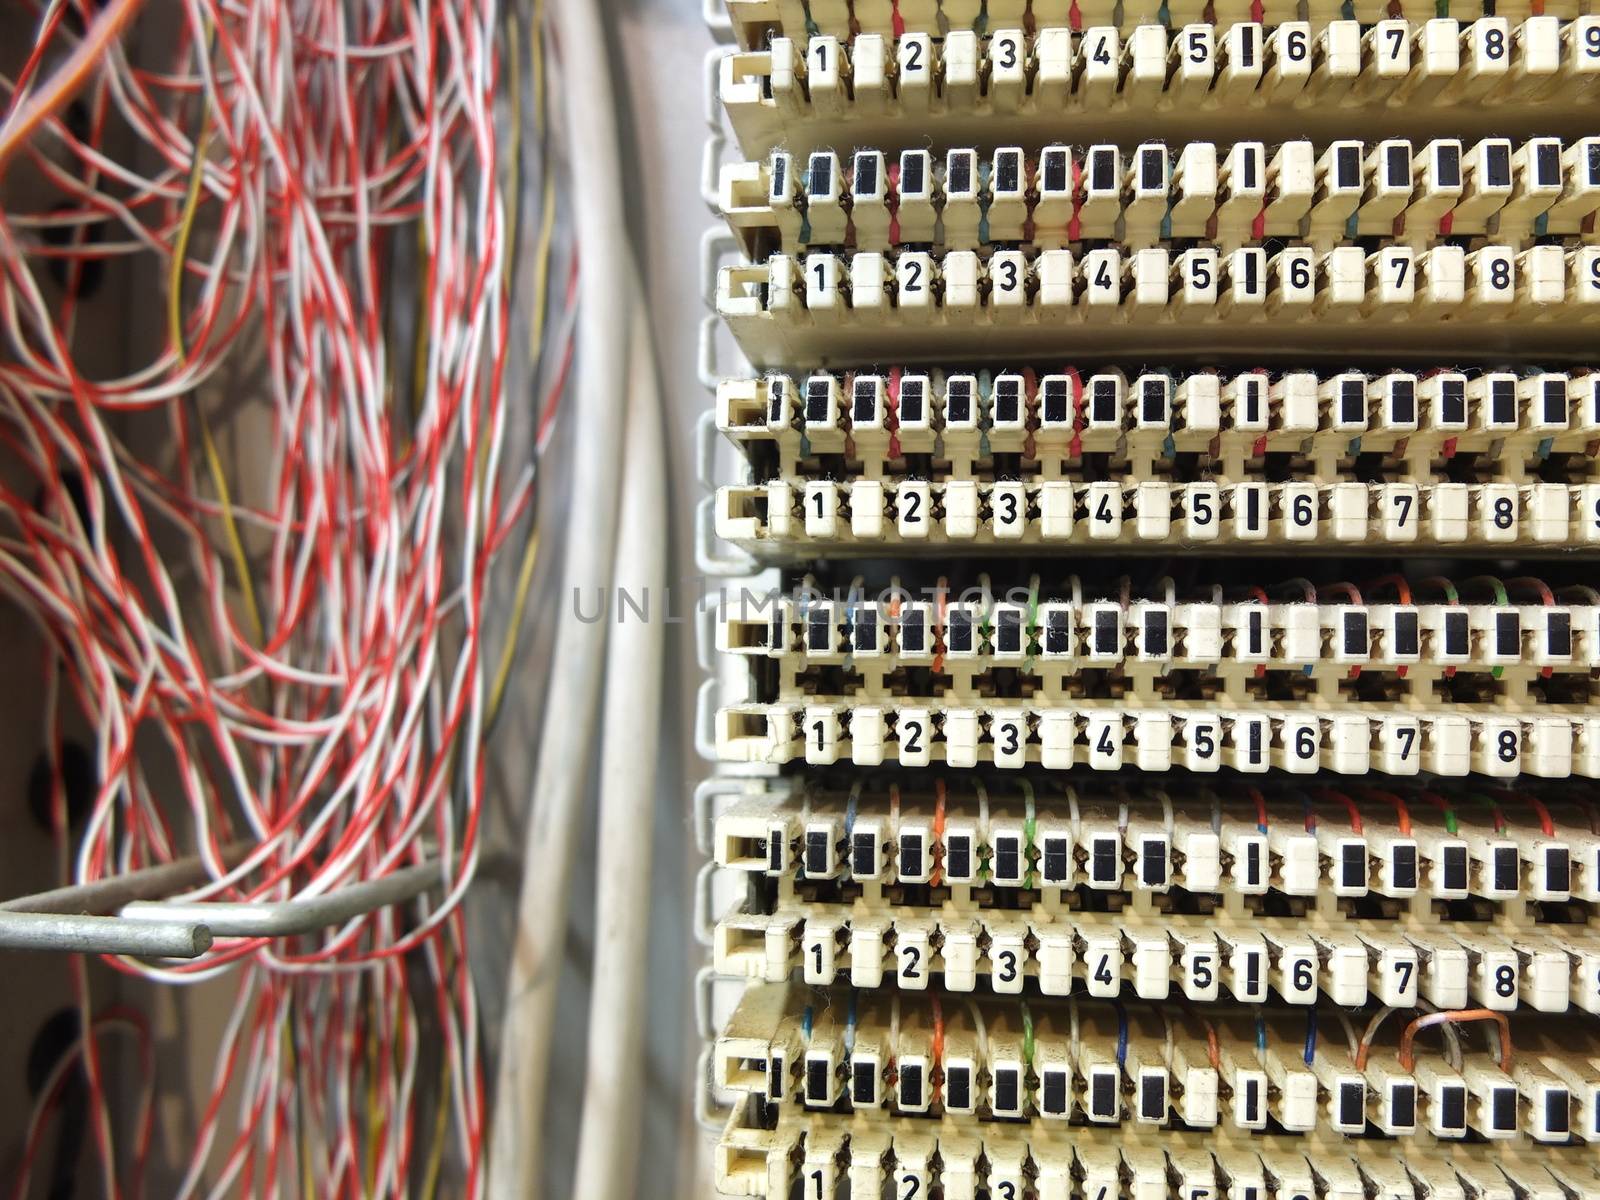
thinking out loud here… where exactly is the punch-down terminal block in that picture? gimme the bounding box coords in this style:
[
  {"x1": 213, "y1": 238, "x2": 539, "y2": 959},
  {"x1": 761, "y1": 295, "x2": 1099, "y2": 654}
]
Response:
[
  {"x1": 711, "y1": 777, "x2": 1600, "y2": 1011},
  {"x1": 714, "y1": 366, "x2": 1600, "y2": 552},
  {"x1": 722, "y1": 24, "x2": 1600, "y2": 155},
  {"x1": 703, "y1": 0, "x2": 1600, "y2": 1189}
]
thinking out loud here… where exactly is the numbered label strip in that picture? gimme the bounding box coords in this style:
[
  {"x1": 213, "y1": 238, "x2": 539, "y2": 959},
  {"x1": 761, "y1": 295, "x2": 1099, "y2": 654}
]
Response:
[
  {"x1": 718, "y1": 478, "x2": 1600, "y2": 552},
  {"x1": 723, "y1": 19, "x2": 1600, "y2": 155},
  {"x1": 720, "y1": 368, "x2": 1600, "y2": 486},
  {"x1": 717, "y1": 983, "x2": 1600, "y2": 1142},
  {"x1": 714, "y1": 1100, "x2": 1600, "y2": 1199},
  {"x1": 729, "y1": 137, "x2": 1600, "y2": 257},
  {"x1": 716, "y1": 779, "x2": 1600, "y2": 906},
  {"x1": 718, "y1": 697, "x2": 1600, "y2": 778},
  {"x1": 717, "y1": 244, "x2": 1600, "y2": 368},
  {"x1": 723, "y1": 0, "x2": 1595, "y2": 47},
  {"x1": 715, "y1": 896, "x2": 1600, "y2": 1012}
]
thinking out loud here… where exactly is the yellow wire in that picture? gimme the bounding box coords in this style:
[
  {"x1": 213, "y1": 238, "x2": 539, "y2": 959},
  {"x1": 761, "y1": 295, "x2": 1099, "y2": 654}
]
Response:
[{"x1": 169, "y1": 71, "x2": 265, "y2": 648}]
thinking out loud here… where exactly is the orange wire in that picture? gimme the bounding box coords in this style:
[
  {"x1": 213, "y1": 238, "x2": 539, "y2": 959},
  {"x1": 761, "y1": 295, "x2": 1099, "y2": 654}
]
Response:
[
  {"x1": 931, "y1": 779, "x2": 946, "y2": 886},
  {"x1": 0, "y1": 0, "x2": 148, "y2": 178},
  {"x1": 1398, "y1": 1009, "x2": 1511, "y2": 1073},
  {"x1": 1317, "y1": 789, "x2": 1364, "y2": 834},
  {"x1": 1361, "y1": 789, "x2": 1411, "y2": 836},
  {"x1": 1181, "y1": 1001, "x2": 1221, "y2": 1070},
  {"x1": 930, "y1": 995, "x2": 945, "y2": 1070},
  {"x1": 1369, "y1": 574, "x2": 1413, "y2": 606},
  {"x1": 1512, "y1": 791, "x2": 1555, "y2": 838}
]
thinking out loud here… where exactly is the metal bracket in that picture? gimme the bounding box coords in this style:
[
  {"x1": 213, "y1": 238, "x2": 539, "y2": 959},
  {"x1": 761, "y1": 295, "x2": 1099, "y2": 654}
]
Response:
[
  {"x1": 695, "y1": 964, "x2": 746, "y2": 1042},
  {"x1": 696, "y1": 1044, "x2": 736, "y2": 1134},
  {"x1": 694, "y1": 860, "x2": 720, "y2": 947},
  {"x1": 702, "y1": 0, "x2": 735, "y2": 40}
]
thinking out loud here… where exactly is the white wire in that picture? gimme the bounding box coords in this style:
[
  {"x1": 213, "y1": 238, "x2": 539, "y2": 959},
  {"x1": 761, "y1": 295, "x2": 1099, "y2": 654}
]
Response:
[
  {"x1": 570, "y1": 294, "x2": 667, "y2": 1200},
  {"x1": 487, "y1": 0, "x2": 635, "y2": 1191}
]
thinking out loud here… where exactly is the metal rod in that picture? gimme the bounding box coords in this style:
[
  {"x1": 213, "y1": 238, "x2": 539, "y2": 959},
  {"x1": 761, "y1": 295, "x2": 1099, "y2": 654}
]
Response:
[
  {"x1": 119, "y1": 860, "x2": 444, "y2": 937},
  {"x1": 0, "y1": 911, "x2": 212, "y2": 957},
  {"x1": 0, "y1": 843, "x2": 249, "y2": 916}
]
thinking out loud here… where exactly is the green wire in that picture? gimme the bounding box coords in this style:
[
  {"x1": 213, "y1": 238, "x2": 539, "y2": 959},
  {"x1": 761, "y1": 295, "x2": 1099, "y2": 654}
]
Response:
[
  {"x1": 1021, "y1": 1000, "x2": 1035, "y2": 1068},
  {"x1": 1021, "y1": 779, "x2": 1038, "y2": 889},
  {"x1": 1024, "y1": 574, "x2": 1041, "y2": 671}
]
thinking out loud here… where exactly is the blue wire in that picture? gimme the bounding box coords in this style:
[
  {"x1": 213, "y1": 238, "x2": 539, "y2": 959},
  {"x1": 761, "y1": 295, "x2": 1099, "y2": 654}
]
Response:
[
  {"x1": 842, "y1": 993, "x2": 858, "y2": 1058},
  {"x1": 1114, "y1": 1001, "x2": 1129, "y2": 1067},
  {"x1": 802, "y1": 1005, "x2": 814, "y2": 1042},
  {"x1": 1256, "y1": 1012, "x2": 1268, "y2": 1055},
  {"x1": 1303, "y1": 1007, "x2": 1317, "y2": 1065}
]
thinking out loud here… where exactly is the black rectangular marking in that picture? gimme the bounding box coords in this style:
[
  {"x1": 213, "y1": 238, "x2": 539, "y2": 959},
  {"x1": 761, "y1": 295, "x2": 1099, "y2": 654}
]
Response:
[
  {"x1": 1092, "y1": 377, "x2": 1118, "y2": 422},
  {"x1": 899, "y1": 833, "x2": 923, "y2": 879},
  {"x1": 1336, "y1": 144, "x2": 1361, "y2": 189},
  {"x1": 1535, "y1": 140, "x2": 1560, "y2": 188},
  {"x1": 1247, "y1": 719, "x2": 1263, "y2": 764},
  {"x1": 1339, "y1": 1081, "x2": 1365, "y2": 1128},
  {"x1": 805, "y1": 830, "x2": 830, "y2": 875},
  {"x1": 853, "y1": 608, "x2": 877, "y2": 652},
  {"x1": 1386, "y1": 143, "x2": 1410, "y2": 189},
  {"x1": 1542, "y1": 379, "x2": 1567, "y2": 425},
  {"x1": 1245, "y1": 839, "x2": 1262, "y2": 887},
  {"x1": 1091, "y1": 1070, "x2": 1116, "y2": 1118},
  {"x1": 1045, "y1": 609, "x2": 1071, "y2": 655},
  {"x1": 1442, "y1": 844, "x2": 1467, "y2": 891},
  {"x1": 948, "y1": 609, "x2": 974, "y2": 652},
  {"x1": 1142, "y1": 838, "x2": 1168, "y2": 886},
  {"x1": 1093, "y1": 608, "x2": 1119, "y2": 655},
  {"x1": 946, "y1": 834, "x2": 971, "y2": 879},
  {"x1": 1042, "y1": 147, "x2": 1069, "y2": 193},
  {"x1": 808, "y1": 608, "x2": 831, "y2": 652},
  {"x1": 1091, "y1": 147, "x2": 1116, "y2": 192},
  {"x1": 1493, "y1": 845, "x2": 1518, "y2": 892},
  {"x1": 994, "y1": 1066, "x2": 1020, "y2": 1113},
  {"x1": 1390, "y1": 1082, "x2": 1416, "y2": 1129},
  {"x1": 1092, "y1": 836, "x2": 1118, "y2": 883},
  {"x1": 1140, "y1": 1074, "x2": 1165, "y2": 1120},
  {"x1": 996, "y1": 149, "x2": 1020, "y2": 194},
  {"x1": 1392, "y1": 844, "x2": 1417, "y2": 890},
  {"x1": 1248, "y1": 609, "x2": 1264, "y2": 655},
  {"x1": 1440, "y1": 1083, "x2": 1466, "y2": 1131},
  {"x1": 1340, "y1": 378, "x2": 1366, "y2": 424},
  {"x1": 1544, "y1": 1088, "x2": 1570, "y2": 1135},
  {"x1": 770, "y1": 153, "x2": 788, "y2": 199},
  {"x1": 1486, "y1": 141, "x2": 1511, "y2": 189},
  {"x1": 1440, "y1": 377, "x2": 1466, "y2": 424},
  {"x1": 1546, "y1": 847, "x2": 1570, "y2": 892},
  {"x1": 1243, "y1": 378, "x2": 1262, "y2": 424},
  {"x1": 1390, "y1": 378, "x2": 1416, "y2": 424},
  {"x1": 946, "y1": 151, "x2": 973, "y2": 194},
  {"x1": 1394, "y1": 610, "x2": 1419, "y2": 657},
  {"x1": 806, "y1": 378, "x2": 831, "y2": 423},
  {"x1": 946, "y1": 378, "x2": 973, "y2": 423},
  {"x1": 1495, "y1": 611, "x2": 1520, "y2": 657},
  {"x1": 899, "y1": 378, "x2": 925, "y2": 422},
  {"x1": 1436, "y1": 142, "x2": 1461, "y2": 189},
  {"x1": 1042, "y1": 378, "x2": 1070, "y2": 423},
  {"x1": 853, "y1": 378, "x2": 877, "y2": 422},
  {"x1": 899, "y1": 1062, "x2": 923, "y2": 1109},
  {"x1": 1237, "y1": 23, "x2": 1256, "y2": 68},
  {"x1": 1141, "y1": 378, "x2": 1167, "y2": 423},
  {"x1": 900, "y1": 151, "x2": 927, "y2": 195},
  {"x1": 1043, "y1": 1069, "x2": 1069, "y2": 1116},
  {"x1": 1341, "y1": 842, "x2": 1367, "y2": 890},
  {"x1": 852, "y1": 831, "x2": 876, "y2": 876},
  {"x1": 994, "y1": 377, "x2": 1021, "y2": 424},
  {"x1": 852, "y1": 1059, "x2": 876, "y2": 1105},
  {"x1": 807, "y1": 153, "x2": 832, "y2": 197},
  {"x1": 901, "y1": 609, "x2": 926, "y2": 653},
  {"x1": 1548, "y1": 611, "x2": 1572, "y2": 657},
  {"x1": 806, "y1": 1057, "x2": 830, "y2": 1104},
  {"x1": 1491, "y1": 1086, "x2": 1516, "y2": 1132},
  {"x1": 994, "y1": 835, "x2": 1020, "y2": 881},
  {"x1": 769, "y1": 830, "x2": 784, "y2": 872},
  {"x1": 946, "y1": 1064, "x2": 970, "y2": 1110},
  {"x1": 1240, "y1": 145, "x2": 1258, "y2": 190},
  {"x1": 1490, "y1": 377, "x2": 1516, "y2": 425},
  {"x1": 1140, "y1": 147, "x2": 1164, "y2": 191},
  {"x1": 1243, "y1": 1076, "x2": 1260, "y2": 1123},
  {"x1": 1143, "y1": 609, "x2": 1169, "y2": 657},
  {"x1": 852, "y1": 152, "x2": 878, "y2": 197},
  {"x1": 1343, "y1": 611, "x2": 1368, "y2": 657},
  {"x1": 1043, "y1": 836, "x2": 1070, "y2": 882},
  {"x1": 1444, "y1": 610, "x2": 1469, "y2": 657},
  {"x1": 1244, "y1": 485, "x2": 1261, "y2": 530},
  {"x1": 997, "y1": 608, "x2": 1023, "y2": 653}
]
